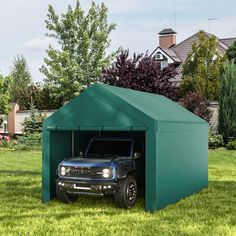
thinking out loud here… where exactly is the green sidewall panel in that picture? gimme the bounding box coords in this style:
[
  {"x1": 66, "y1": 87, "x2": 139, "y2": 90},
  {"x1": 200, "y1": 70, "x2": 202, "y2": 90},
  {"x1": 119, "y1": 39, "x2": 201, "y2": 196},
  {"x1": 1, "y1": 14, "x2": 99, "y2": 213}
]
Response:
[
  {"x1": 42, "y1": 131, "x2": 72, "y2": 201},
  {"x1": 155, "y1": 122, "x2": 208, "y2": 210},
  {"x1": 145, "y1": 129, "x2": 158, "y2": 211},
  {"x1": 42, "y1": 129, "x2": 50, "y2": 203}
]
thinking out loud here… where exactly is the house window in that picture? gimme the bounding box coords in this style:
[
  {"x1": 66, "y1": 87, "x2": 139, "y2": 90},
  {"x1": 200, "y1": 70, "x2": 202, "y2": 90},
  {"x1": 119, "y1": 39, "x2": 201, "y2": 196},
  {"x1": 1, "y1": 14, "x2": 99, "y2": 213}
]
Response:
[
  {"x1": 161, "y1": 59, "x2": 168, "y2": 70},
  {"x1": 155, "y1": 52, "x2": 169, "y2": 70},
  {"x1": 155, "y1": 52, "x2": 164, "y2": 61}
]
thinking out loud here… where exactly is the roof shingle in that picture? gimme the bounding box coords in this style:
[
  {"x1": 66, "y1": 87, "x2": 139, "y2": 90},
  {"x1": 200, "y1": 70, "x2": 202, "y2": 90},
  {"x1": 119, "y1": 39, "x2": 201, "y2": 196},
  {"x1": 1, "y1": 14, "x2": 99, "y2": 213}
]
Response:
[
  {"x1": 151, "y1": 30, "x2": 236, "y2": 81},
  {"x1": 220, "y1": 38, "x2": 236, "y2": 47}
]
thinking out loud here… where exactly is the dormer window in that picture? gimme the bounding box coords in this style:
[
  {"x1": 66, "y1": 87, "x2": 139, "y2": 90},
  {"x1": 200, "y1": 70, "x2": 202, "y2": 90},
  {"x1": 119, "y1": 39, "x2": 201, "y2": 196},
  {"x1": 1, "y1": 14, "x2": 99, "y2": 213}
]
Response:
[
  {"x1": 155, "y1": 52, "x2": 165, "y2": 61},
  {"x1": 154, "y1": 52, "x2": 169, "y2": 70}
]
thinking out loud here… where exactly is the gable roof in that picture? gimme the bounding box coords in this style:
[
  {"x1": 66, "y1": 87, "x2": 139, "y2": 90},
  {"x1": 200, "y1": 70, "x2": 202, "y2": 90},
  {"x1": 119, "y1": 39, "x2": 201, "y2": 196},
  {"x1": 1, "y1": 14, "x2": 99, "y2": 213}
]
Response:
[
  {"x1": 151, "y1": 31, "x2": 236, "y2": 82},
  {"x1": 45, "y1": 83, "x2": 207, "y2": 131},
  {"x1": 171, "y1": 31, "x2": 229, "y2": 62},
  {"x1": 150, "y1": 47, "x2": 181, "y2": 63},
  {"x1": 220, "y1": 37, "x2": 236, "y2": 47},
  {"x1": 101, "y1": 83, "x2": 206, "y2": 124}
]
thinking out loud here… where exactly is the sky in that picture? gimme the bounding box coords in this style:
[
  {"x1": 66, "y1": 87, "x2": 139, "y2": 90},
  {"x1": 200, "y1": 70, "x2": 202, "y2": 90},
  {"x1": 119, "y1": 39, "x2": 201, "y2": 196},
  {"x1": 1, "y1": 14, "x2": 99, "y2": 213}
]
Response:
[{"x1": 0, "y1": 0, "x2": 236, "y2": 82}]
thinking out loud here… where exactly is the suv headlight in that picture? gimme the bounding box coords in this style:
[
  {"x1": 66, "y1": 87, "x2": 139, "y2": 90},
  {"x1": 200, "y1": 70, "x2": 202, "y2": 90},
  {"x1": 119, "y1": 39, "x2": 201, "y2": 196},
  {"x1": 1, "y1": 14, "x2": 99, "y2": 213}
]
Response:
[
  {"x1": 61, "y1": 166, "x2": 66, "y2": 176},
  {"x1": 102, "y1": 168, "x2": 112, "y2": 178},
  {"x1": 60, "y1": 166, "x2": 70, "y2": 176}
]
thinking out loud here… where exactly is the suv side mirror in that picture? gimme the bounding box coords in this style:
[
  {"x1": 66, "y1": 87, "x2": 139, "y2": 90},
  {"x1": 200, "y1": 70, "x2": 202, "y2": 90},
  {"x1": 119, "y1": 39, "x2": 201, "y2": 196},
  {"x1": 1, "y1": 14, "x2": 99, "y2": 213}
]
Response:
[{"x1": 134, "y1": 152, "x2": 142, "y2": 159}]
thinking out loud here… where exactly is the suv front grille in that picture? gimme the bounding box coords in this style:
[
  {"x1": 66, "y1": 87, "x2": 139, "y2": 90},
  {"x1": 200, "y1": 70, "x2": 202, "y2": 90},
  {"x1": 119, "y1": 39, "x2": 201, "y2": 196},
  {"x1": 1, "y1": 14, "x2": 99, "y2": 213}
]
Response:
[{"x1": 63, "y1": 166, "x2": 107, "y2": 179}]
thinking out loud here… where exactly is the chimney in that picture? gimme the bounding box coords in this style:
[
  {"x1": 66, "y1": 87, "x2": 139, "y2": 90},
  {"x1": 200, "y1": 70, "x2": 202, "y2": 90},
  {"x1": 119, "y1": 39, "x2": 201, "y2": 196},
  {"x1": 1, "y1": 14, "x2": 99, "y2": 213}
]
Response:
[{"x1": 159, "y1": 28, "x2": 177, "y2": 48}]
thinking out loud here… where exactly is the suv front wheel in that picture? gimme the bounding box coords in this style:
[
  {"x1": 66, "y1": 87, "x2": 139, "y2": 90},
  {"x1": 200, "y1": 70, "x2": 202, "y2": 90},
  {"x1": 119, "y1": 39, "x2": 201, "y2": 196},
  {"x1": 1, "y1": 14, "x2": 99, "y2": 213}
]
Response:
[{"x1": 114, "y1": 175, "x2": 137, "y2": 209}]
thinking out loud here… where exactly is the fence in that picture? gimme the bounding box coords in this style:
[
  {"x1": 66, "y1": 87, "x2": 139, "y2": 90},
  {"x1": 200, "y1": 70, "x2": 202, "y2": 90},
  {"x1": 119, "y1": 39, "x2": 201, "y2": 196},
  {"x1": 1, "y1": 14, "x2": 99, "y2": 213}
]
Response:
[
  {"x1": 0, "y1": 103, "x2": 56, "y2": 135},
  {"x1": 1, "y1": 102, "x2": 219, "y2": 135}
]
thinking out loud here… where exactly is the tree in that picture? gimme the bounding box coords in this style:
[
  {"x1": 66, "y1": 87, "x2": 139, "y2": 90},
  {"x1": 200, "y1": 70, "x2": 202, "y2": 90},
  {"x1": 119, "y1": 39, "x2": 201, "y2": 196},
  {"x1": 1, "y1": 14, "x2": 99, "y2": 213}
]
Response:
[
  {"x1": 10, "y1": 55, "x2": 32, "y2": 109},
  {"x1": 0, "y1": 74, "x2": 12, "y2": 125},
  {"x1": 226, "y1": 41, "x2": 236, "y2": 62},
  {"x1": 21, "y1": 99, "x2": 46, "y2": 134},
  {"x1": 218, "y1": 61, "x2": 236, "y2": 143},
  {"x1": 180, "y1": 31, "x2": 226, "y2": 100},
  {"x1": 18, "y1": 83, "x2": 63, "y2": 110},
  {"x1": 34, "y1": 83, "x2": 63, "y2": 109},
  {"x1": 102, "y1": 50, "x2": 179, "y2": 100},
  {"x1": 179, "y1": 92, "x2": 211, "y2": 122},
  {"x1": 40, "y1": 1, "x2": 116, "y2": 103}
]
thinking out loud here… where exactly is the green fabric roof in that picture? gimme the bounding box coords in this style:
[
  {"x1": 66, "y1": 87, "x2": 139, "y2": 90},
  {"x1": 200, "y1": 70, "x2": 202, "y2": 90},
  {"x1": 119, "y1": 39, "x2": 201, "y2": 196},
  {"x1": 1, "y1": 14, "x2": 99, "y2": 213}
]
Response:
[
  {"x1": 96, "y1": 83, "x2": 207, "y2": 124},
  {"x1": 45, "y1": 83, "x2": 207, "y2": 131}
]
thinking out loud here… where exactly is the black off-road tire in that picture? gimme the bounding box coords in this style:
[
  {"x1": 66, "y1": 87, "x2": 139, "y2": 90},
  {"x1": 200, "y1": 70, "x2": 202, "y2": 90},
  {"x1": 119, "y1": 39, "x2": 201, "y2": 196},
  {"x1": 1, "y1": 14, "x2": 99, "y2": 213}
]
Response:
[
  {"x1": 56, "y1": 184, "x2": 78, "y2": 204},
  {"x1": 114, "y1": 175, "x2": 137, "y2": 209}
]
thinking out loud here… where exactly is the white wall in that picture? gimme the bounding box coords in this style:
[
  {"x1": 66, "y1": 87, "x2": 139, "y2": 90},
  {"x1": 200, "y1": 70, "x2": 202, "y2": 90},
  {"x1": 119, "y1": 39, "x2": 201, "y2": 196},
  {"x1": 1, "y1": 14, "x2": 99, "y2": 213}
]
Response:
[
  {"x1": 0, "y1": 111, "x2": 55, "y2": 135},
  {"x1": 15, "y1": 111, "x2": 55, "y2": 134}
]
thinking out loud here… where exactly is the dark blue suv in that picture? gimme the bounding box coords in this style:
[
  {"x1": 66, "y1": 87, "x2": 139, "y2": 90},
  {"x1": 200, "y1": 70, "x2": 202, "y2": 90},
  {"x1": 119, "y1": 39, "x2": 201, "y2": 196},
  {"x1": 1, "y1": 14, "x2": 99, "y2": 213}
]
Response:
[{"x1": 56, "y1": 136, "x2": 145, "y2": 208}]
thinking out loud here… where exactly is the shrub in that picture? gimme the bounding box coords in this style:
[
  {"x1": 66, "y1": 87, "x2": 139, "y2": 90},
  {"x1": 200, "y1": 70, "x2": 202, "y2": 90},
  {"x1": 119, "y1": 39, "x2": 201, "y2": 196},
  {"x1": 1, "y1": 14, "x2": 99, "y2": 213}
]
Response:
[
  {"x1": 0, "y1": 135, "x2": 11, "y2": 147},
  {"x1": 22, "y1": 99, "x2": 46, "y2": 135},
  {"x1": 226, "y1": 140, "x2": 236, "y2": 150},
  {"x1": 102, "y1": 50, "x2": 179, "y2": 101},
  {"x1": 0, "y1": 135, "x2": 17, "y2": 150},
  {"x1": 0, "y1": 116, "x2": 3, "y2": 128},
  {"x1": 15, "y1": 133, "x2": 42, "y2": 151},
  {"x1": 0, "y1": 135, "x2": 8, "y2": 146},
  {"x1": 208, "y1": 134, "x2": 224, "y2": 149},
  {"x1": 179, "y1": 76, "x2": 197, "y2": 97},
  {"x1": 179, "y1": 92, "x2": 212, "y2": 122}
]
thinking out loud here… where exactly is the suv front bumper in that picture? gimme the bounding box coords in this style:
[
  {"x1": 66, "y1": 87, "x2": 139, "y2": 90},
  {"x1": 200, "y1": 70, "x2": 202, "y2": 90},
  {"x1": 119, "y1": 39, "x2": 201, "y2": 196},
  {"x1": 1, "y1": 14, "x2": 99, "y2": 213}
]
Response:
[{"x1": 56, "y1": 179, "x2": 117, "y2": 195}]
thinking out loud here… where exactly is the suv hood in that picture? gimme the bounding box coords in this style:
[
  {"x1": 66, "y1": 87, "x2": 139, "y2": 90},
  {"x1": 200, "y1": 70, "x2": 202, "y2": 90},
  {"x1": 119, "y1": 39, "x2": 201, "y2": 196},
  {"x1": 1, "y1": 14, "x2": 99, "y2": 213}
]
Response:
[{"x1": 61, "y1": 157, "x2": 114, "y2": 168}]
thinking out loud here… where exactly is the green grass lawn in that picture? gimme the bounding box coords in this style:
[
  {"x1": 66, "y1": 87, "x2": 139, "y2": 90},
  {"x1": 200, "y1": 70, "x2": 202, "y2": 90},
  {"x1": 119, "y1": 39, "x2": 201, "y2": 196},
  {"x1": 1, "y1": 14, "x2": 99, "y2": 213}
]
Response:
[{"x1": 0, "y1": 150, "x2": 236, "y2": 236}]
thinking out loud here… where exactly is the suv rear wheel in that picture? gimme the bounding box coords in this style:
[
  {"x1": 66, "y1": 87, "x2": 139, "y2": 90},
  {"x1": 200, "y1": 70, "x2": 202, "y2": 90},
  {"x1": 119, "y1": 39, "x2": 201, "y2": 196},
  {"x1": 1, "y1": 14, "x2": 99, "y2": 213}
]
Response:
[
  {"x1": 56, "y1": 184, "x2": 78, "y2": 204},
  {"x1": 114, "y1": 175, "x2": 137, "y2": 209}
]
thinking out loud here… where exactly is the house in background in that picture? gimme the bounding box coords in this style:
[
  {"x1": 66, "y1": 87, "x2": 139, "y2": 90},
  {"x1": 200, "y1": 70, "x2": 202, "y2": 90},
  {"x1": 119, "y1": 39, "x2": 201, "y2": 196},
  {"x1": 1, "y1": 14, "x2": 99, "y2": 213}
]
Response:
[{"x1": 151, "y1": 28, "x2": 236, "y2": 82}]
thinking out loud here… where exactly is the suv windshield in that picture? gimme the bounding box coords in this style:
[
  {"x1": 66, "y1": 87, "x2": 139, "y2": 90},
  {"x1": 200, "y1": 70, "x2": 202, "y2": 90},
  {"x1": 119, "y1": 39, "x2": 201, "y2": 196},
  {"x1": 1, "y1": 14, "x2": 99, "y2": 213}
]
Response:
[{"x1": 86, "y1": 139, "x2": 132, "y2": 157}]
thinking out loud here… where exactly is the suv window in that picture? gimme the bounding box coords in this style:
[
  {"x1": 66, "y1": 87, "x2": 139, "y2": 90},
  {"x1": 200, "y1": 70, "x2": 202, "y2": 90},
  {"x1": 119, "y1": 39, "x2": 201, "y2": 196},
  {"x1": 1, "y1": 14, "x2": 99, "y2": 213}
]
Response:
[
  {"x1": 86, "y1": 139, "x2": 132, "y2": 157},
  {"x1": 133, "y1": 142, "x2": 143, "y2": 157}
]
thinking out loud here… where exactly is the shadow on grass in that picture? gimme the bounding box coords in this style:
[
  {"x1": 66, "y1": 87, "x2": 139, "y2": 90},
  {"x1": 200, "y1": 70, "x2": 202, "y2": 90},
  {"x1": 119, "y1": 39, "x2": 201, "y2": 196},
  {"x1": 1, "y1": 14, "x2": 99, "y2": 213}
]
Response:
[
  {"x1": 0, "y1": 170, "x2": 41, "y2": 177},
  {"x1": 60, "y1": 179, "x2": 236, "y2": 220},
  {"x1": 0, "y1": 170, "x2": 41, "y2": 202},
  {"x1": 0, "y1": 180, "x2": 235, "y2": 223}
]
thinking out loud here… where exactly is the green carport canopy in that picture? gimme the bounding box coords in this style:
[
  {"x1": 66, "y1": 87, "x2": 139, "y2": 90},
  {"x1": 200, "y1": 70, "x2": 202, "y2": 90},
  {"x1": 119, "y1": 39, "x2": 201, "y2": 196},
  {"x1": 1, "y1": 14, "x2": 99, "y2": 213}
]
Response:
[{"x1": 42, "y1": 83, "x2": 208, "y2": 212}]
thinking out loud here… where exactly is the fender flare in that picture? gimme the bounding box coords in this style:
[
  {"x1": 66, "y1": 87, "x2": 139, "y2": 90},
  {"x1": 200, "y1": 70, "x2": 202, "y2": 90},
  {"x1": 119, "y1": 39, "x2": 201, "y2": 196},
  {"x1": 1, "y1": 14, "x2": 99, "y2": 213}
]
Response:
[{"x1": 117, "y1": 165, "x2": 136, "y2": 179}]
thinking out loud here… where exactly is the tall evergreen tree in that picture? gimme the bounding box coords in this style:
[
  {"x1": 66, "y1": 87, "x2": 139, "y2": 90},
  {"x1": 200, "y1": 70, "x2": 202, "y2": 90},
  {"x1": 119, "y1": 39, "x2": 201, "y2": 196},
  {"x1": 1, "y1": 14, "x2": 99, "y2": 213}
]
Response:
[
  {"x1": 218, "y1": 61, "x2": 236, "y2": 143},
  {"x1": 40, "y1": 1, "x2": 116, "y2": 103},
  {"x1": 180, "y1": 31, "x2": 226, "y2": 100},
  {"x1": 10, "y1": 55, "x2": 32, "y2": 109},
  {"x1": 21, "y1": 98, "x2": 46, "y2": 134}
]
